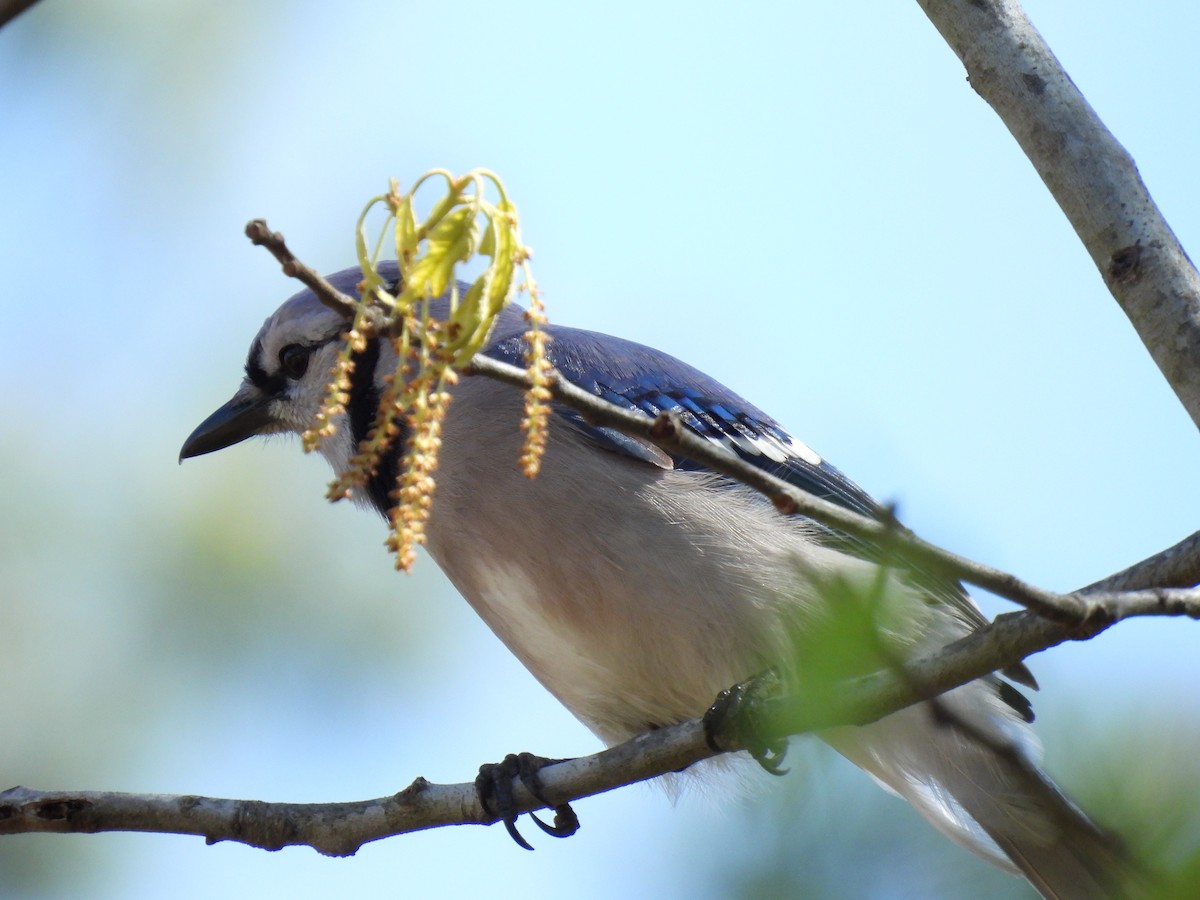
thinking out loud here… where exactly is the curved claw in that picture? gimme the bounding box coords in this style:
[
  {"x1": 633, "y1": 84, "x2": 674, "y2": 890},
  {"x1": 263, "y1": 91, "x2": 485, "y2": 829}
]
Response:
[
  {"x1": 477, "y1": 757, "x2": 534, "y2": 850},
  {"x1": 749, "y1": 738, "x2": 790, "y2": 776},
  {"x1": 703, "y1": 672, "x2": 790, "y2": 776},
  {"x1": 502, "y1": 817, "x2": 535, "y2": 851},
  {"x1": 476, "y1": 752, "x2": 580, "y2": 849},
  {"x1": 529, "y1": 803, "x2": 580, "y2": 839}
]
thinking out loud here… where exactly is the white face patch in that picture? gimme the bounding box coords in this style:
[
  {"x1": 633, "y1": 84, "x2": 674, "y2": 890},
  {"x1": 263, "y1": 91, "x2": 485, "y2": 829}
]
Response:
[
  {"x1": 275, "y1": 341, "x2": 348, "y2": 428},
  {"x1": 255, "y1": 293, "x2": 349, "y2": 367},
  {"x1": 242, "y1": 295, "x2": 354, "y2": 439}
]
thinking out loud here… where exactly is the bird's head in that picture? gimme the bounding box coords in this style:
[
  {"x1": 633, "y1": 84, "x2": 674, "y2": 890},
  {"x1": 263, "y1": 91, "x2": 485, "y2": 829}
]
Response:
[{"x1": 179, "y1": 264, "x2": 400, "y2": 474}]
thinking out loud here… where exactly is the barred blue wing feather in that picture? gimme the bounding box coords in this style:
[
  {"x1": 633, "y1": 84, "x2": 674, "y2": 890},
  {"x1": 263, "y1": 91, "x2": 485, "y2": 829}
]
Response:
[
  {"x1": 484, "y1": 319, "x2": 1037, "y2": 696},
  {"x1": 486, "y1": 323, "x2": 881, "y2": 519}
]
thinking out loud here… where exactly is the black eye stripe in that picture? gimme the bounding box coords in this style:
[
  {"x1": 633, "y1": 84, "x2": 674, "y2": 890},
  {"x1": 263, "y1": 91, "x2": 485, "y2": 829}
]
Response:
[
  {"x1": 245, "y1": 338, "x2": 277, "y2": 391},
  {"x1": 245, "y1": 339, "x2": 321, "y2": 395}
]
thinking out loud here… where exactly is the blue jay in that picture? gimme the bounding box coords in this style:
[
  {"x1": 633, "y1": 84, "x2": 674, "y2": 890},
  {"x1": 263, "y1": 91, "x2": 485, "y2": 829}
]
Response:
[{"x1": 181, "y1": 263, "x2": 1134, "y2": 899}]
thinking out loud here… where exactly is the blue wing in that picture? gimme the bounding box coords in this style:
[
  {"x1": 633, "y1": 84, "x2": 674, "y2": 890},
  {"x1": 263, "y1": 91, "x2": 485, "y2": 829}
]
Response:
[
  {"x1": 488, "y1": 322, "x2": 882, "y2": 522},
  {"x1": 484, "y1": 316, "x2": 1038, "y2": 700}
]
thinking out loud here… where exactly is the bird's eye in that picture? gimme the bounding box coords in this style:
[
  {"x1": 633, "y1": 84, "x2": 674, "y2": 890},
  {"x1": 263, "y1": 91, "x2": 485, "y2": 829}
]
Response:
[{"x1": 278, "y1": 343, "x2": 311, "y2": 380}]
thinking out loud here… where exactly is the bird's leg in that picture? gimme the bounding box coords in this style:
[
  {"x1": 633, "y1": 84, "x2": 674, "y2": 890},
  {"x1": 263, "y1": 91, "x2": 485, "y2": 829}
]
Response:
[
  {"x1": 475, "y1": 752, "x2": 580, "y2": 850},
  {"x1": 702, "y1": 670, "x2": 790, "y2": 776}
]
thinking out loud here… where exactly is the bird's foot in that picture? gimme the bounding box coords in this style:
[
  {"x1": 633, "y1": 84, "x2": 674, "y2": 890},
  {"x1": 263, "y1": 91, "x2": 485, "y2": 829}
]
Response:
[
  {"x1": 475, "y1": 752, "x2": 580, "y2": 850},
  {"x1": 703, "y1": 671, "x2": 790, "y2": 776}
]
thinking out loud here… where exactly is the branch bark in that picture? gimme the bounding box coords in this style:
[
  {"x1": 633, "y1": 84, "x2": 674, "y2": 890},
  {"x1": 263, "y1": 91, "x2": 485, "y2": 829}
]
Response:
[
  {"x1": 244, "y1": 220, "x2": 364, "y2": 321},
  {"x1": 1080, "y1": 527, "x2": 1200, "y2": 593},
  {"x1": 10, "y1": 0, "x2": 1200, "y2": 863},
  {"x1": 4, "y1": 329, "x2": 1197, "y2": 856},
  {"x1": 471, "y1": 356, "x2": 1200, "y2": 617},
  {"x1": 7, "y1": 316, "x2": 1200, "y2": 850},
  {"x1": 3, "y1": 583, "x2": 1194, "y2": 850},
  {"x1": 917, "y1": 0, "x2": 1200, "y2": 432},
  {"x1": 0, "y1": 0, "x2": 40, "y2": 30}
]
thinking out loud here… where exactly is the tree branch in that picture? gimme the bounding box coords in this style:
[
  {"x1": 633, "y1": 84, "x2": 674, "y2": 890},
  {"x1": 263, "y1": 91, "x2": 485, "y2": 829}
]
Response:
[
  {"x1": 917, "y1": 0, "x2": 1200, "y2": 432},
  {"x1": 8, "y1": 0, "x2": 1197, "y2": 872},
  {"x1": 244, "y1": 220, "x2": 364, "y2": 321},
  {"x1": 3, "y1": 576, "x2": 1194, "y2": 850},
  {"x1": 1079, "y1": 528, "x2": 1200, "y2": 593},
  {"x1": 239, "y1": 211, "x2": 1200, "y2": 611},
  {"x1": 240, "y1": 219, "x2": 1200, "y2": 602},
  {"x1": 470, "y1": 355, "x2": 1117, "y2": 622},
  {"x1": 0, "y1": 0, "x2": 40, "y2": 30},
  {"x1": 166, "y1": 224, "x2": 1195, "y2": 857}
]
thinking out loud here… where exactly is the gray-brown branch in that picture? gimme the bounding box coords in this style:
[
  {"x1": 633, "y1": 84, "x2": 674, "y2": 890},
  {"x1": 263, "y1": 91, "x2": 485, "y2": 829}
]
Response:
[
  {"x1": 39, "y1": 0, "x2": 1198, "y2": 842},
  {"x1": 5, "y1": 348, "x2": 1198, "y2": 851},
  {"x1": 3, "y1": 578, "x2": 1195, "y2": 851},
  {"x1": 244, "y1": 220, "x2": 364, "y2": 322},
  {"x1": 7, "y1": 293, "x2": 1198, "y2": 855},
  {"x1": 917, "y1": 0, "x2": 1200, "y2": 432},
  {"x1": 472, "y1": 356, "x2": 1200, "y2": 620},
  {"x1": 0, "y1": 0, "x2": 40, "y2": 30}
]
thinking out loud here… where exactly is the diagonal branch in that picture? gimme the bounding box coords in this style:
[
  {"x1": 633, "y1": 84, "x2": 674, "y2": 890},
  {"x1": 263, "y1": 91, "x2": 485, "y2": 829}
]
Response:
[
  {"x1": 242, "y1": 221, "x2": 1200, "y2": 606},
  {"x1": 1079, "y1": 528, "x2": 1200, "y2": 593},
  {"x1": 470, "y1": 354, "x2": 1200, "y2": 616},
  {"x1": 0, "y1": 0, "x2": 40, "y2": 30},
  {"x1": 244, "y1": 220, "x2": 365, "y2": 322},
  {"x1": 470, "y1": 355, "x2": 1095, "y2": 620},
  {"x1": 917, "y1": 0, "x2": 1200, "y2": 431}
]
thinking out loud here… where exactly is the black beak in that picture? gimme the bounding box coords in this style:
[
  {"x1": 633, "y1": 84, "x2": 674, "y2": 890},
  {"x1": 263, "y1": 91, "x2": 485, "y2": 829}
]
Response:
[{"x1": 179, "y1": 391, "x2": 276, "y2": 461}]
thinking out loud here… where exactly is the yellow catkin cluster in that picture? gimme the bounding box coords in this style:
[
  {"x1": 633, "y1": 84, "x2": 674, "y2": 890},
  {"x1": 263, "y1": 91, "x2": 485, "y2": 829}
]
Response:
[
  {"x1": 386, "y1": 375, "x2": 455, "y2": 571},
  {"x1": 519, "y1": 280, "x2": 553, "y2": 478},
  {"x1": 302, "y1": 329, "x2": 366, "y2": 453},
  {"x1": 311, "y1": 173, "x2": 555, "y2": 573},
  {"x1": 325, "y1": 326, "x2": 414, "y2": 502},
  {"x1": 305, "y1": 275, "x2": 552, "y2": 572},
  {"x1": 379, "y1": 315, "x2": 457, "y2": 571}
]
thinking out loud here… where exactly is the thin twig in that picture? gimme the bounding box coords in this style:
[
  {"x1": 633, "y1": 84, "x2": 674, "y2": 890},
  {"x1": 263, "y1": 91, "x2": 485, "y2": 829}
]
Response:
[
  {"x1": 468, "y1": 354, "x2": 1089, "y2": 621},
  {"x1": 242, "y1": 220, "x2": 1200, "y2": 613},
  {"x1": 221, "y1": 203, "x2": 1200, "y2": 858},
  {"x1": 472, "y1": 353, "x2": 1200, "y2": 622},
  {"x1": 244, "y1": 220, "x2": 366, "y2": 322}
]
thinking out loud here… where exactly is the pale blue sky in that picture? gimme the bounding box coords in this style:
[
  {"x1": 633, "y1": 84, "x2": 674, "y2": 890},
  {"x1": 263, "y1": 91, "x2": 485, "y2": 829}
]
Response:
[{"x1": 2, "y1": 2, "x2": 1198, "y2": 898}]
